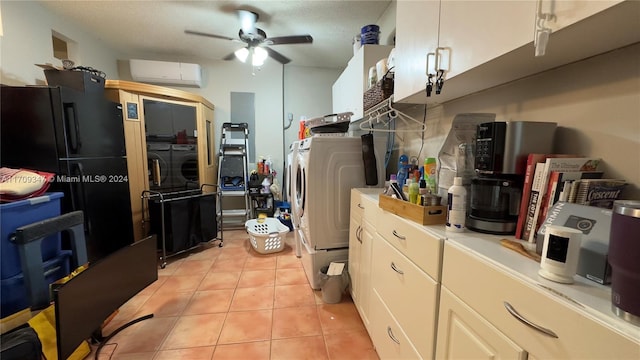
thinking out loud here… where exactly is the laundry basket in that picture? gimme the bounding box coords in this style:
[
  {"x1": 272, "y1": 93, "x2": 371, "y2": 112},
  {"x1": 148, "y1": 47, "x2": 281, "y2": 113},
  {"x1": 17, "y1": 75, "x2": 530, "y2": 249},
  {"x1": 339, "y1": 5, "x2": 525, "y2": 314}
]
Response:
[{"x1": 245, "y1": 218, "x2": 289, "y2": 254}]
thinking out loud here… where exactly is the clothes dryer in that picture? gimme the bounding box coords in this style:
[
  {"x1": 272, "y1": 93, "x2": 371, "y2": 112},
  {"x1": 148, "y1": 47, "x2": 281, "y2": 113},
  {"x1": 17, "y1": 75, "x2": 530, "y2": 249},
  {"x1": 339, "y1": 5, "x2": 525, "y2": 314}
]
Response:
[
  {"x1": 171, "y1": 144, "x2": 198, "y2": 189},
  {"x1": 296, "y1": 135, "x2": 384, "y2": 289}
]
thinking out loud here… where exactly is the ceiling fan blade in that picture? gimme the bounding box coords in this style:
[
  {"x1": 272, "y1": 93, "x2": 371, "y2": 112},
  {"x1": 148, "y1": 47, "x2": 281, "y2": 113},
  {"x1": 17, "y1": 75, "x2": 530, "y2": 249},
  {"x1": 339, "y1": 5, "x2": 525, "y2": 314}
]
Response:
[
  {"x1": 266, "y1": 35, "x2": 313, "y2": 45},
  {"x1": 265, "y1": 47, "x2": 291, "y2": 64},
  {"x1": 184, "y1": 29, "x2": 235, "y2": 41}
]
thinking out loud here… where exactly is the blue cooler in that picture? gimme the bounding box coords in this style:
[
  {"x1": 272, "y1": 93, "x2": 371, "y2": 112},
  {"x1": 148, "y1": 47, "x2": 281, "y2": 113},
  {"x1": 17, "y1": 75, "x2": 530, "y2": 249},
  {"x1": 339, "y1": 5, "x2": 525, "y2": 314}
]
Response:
[{"x1": 0, "y1": 193, "x2": 65, "y2": 279}]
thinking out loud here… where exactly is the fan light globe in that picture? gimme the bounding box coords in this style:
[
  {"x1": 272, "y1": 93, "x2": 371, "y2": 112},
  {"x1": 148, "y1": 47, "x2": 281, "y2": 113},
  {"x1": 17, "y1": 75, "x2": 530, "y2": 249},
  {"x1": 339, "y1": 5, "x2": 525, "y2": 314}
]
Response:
[
  {"x1": 252, "y1": 47, "x2": 268, "y2": 66},
  {"x1": 234, "y1": 47, "x2": 249, "y2": 63}
]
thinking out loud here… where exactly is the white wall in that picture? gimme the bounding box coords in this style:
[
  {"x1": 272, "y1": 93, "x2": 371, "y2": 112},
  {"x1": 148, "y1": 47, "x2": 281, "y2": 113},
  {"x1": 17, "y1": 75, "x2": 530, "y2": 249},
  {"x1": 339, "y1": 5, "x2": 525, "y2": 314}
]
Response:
[
  {"x1": 0, "y1": 1, "x2": 121, "y2": 85},
  {"x1": 1, "y1": 1, "x2": 338, "y2": 195}
]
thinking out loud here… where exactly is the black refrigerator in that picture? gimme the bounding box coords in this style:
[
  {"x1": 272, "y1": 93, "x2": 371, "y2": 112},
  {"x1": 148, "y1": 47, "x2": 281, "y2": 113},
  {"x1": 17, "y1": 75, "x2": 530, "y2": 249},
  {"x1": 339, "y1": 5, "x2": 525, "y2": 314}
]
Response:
[{"x1": 1, "y1": 85, "x2": 134, "y2": 262}]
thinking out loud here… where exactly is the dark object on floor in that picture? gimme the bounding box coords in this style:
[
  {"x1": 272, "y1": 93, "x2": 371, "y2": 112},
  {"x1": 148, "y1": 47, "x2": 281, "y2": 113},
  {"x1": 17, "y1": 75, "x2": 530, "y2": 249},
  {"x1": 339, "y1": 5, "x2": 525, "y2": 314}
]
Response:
[
  {"x1": 0, "y1": 324, "x2": 42, "y2": 360},
  {"x1": 148, "y1": 190, "x2": 217, "y2": 253}
]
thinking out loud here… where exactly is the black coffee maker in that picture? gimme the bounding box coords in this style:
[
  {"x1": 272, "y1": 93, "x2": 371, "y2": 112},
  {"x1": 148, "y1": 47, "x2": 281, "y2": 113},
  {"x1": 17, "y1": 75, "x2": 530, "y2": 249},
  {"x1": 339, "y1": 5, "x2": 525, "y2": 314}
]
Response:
[{"x1": 467, "y1": 121, "x2": 557, "y2": 234}]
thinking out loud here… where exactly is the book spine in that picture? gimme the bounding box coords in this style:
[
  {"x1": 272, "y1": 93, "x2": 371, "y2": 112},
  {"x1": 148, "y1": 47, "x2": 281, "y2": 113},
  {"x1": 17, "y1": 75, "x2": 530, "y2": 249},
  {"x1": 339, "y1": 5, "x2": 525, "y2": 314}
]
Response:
[
  {"x1": 540, "y1": 171, "x2": 562, "y2": 225},
  {"x1": 515, "y1": 154, "x2": 546, "y2": 239},
  {"x1": 523, "y1": 163, "x2": 545, "y2": 242}
]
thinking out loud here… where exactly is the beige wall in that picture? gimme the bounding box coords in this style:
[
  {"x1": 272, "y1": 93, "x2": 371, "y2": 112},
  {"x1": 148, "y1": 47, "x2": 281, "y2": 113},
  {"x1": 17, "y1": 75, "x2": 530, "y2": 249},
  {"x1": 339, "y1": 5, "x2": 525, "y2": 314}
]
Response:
[{"x1": 389, "y1": 43, "x2": 640, "y2": 200}]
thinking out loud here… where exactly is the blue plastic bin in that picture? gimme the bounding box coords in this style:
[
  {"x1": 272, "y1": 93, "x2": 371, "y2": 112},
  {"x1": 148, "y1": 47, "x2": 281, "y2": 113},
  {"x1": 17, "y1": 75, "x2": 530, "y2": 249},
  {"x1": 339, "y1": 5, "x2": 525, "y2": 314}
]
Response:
[
  {"x1": 0, "y1": 251, "x2": 71, "y2": 317},
  {"x1": 0, "y1": 192, "x2": 64, "y2": 279}
]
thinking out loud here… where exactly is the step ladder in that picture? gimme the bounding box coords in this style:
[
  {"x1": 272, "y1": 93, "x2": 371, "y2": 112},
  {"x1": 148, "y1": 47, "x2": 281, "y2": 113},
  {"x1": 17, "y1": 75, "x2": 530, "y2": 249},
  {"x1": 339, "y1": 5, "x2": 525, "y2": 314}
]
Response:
[{"x1": 218, "y1": 122, "x2": 251, "y2": 228}]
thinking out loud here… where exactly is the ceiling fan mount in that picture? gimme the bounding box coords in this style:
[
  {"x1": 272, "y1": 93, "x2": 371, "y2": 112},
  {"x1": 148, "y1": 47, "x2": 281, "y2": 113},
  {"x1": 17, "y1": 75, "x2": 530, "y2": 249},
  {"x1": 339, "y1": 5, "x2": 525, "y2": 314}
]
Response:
[{"x1": 185, "y1": 9, "x2": 313, "y2": 65}]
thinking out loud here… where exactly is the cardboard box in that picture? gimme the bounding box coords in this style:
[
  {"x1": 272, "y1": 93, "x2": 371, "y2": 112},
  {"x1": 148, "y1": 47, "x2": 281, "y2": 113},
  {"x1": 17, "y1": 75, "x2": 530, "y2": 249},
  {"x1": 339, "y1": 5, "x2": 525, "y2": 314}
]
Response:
[
  {"x1": 536, "y1": 202, "x2": 612, "y2": 284},
  {"x1": 378, "y1": 194, "x2": 447, "y2": 225}
]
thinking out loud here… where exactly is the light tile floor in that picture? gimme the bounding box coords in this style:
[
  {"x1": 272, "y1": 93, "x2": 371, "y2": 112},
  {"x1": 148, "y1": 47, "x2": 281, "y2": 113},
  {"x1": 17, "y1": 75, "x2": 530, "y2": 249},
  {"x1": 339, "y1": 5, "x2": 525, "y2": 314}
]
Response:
[{"x1": 91, "y1": 230, "x2": 379, "y2": 360}]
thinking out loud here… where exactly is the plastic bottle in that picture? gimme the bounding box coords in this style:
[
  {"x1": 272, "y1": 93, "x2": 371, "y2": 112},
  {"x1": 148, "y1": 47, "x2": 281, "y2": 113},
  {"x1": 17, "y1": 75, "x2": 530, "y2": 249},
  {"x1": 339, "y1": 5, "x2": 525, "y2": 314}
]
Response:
[
  {"x1": 258, "y1": 156, "x2": 265, "y2": 175},
  {"x1": 408, "y1": 171, "x2": 420, "y2": 205},
  {"x1": 424, "y1": 157, "x2": 437, "y2": 194},
  {"x1": 397, "y1": 154, "x2": 409, "y2": 188},
  {"x1": 265, "y1": 156, "x2": 272, "y2": 175},
  {"x1": 446, "y1": 177, "x2": 467, "y2": 232}
]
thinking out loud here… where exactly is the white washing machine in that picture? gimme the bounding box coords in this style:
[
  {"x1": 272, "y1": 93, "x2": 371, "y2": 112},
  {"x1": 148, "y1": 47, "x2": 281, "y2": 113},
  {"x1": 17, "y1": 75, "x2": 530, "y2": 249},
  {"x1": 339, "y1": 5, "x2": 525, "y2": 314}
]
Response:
[
  {"x1": 147, "y1": 142, "x2": 172, "y2": 191},
  {"x1": 171, "y1": 144, "x2": 199, "y2": 189},
  {"x1": 295, "y1": 135, "x2": 385, "y2": 289},
  {"x1": 287, "y1": 141, "x2": 301, "y2": 257}
]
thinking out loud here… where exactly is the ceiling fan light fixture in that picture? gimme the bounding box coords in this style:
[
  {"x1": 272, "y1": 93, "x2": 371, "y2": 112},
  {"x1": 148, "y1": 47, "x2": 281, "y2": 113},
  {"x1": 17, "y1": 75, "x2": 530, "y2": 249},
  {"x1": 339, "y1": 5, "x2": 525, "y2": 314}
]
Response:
[
  {"x1": 238, "y1": 10, "x2": 258, "y2": 34},
  {"x1": 234, "y1": 47, "x2": 249, "y2": 63},
  {"x1": 252, "y1": 47, "x2": 268, "y2": 66}
]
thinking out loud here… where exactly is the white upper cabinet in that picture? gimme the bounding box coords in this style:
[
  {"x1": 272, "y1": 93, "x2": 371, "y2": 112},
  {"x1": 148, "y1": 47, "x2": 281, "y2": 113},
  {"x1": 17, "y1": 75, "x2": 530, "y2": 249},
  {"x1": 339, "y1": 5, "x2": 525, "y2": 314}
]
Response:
[
  {"x1": 394, "y1": 0, "x2": 639, "y2": 105},
  {"x1": 438, "y1": 1, "x2": 536, "y2": 80},
  {"x1": 544, "y1": 0, "x2": 623, "y2": 32},
  {"x1": 393, "y1": 0, "x2": 440, "y2": 104}
]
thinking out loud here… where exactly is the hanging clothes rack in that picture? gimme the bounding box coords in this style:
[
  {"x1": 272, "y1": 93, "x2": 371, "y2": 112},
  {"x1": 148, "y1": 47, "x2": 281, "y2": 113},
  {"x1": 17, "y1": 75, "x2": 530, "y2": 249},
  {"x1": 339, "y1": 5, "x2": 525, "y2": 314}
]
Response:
[{"x1": 360, "y1": 96, "x2": 426, "y2": 133}]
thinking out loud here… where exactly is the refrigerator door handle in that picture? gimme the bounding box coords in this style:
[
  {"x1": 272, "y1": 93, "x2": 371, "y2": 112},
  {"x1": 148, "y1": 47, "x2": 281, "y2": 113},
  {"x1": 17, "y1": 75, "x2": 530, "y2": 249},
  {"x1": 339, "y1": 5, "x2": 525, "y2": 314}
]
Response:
[
  {"x1": 71, "y1": 162, "x2": 92, "y2": 234},
  {"x1": 64, "y1": 102, "x2": 82, "y2": 153}
]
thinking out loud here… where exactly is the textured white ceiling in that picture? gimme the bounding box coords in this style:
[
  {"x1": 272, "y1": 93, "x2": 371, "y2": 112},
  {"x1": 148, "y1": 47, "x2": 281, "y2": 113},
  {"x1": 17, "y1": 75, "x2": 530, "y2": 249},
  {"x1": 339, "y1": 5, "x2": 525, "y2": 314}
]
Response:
[{"x1": 39, "y1": 0, "x2": 393, "y2": 69}]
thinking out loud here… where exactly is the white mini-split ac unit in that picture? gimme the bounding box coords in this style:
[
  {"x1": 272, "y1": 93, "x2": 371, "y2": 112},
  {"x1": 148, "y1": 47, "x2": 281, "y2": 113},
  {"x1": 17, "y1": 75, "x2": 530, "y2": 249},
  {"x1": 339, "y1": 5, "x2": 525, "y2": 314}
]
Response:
[{"x1": 129, "y1": 59, "x2": 203, "y2": 88}]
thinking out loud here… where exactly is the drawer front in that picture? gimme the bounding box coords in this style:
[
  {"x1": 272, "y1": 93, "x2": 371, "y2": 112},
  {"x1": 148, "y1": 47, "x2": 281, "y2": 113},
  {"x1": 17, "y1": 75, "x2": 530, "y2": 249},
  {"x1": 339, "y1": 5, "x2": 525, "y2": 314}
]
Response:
[
  {"x1": 376, "y1": 209, "x2": 442, "y2": 280},
  {"x1": 372, "y1": 233, "x2": 438, "y2": 360},
  {"x1": 443, "y1": 242, "x2": 640, "y2": 359},
  {"x1": 350, "y1": 189, "x2": 365, "y2": 219},
  {"x1": 362, "y1": 194, "x2": 381, "y2": 220},
  {"x1": 369, "y1": 289, "x2": 421, "y2": 360}
]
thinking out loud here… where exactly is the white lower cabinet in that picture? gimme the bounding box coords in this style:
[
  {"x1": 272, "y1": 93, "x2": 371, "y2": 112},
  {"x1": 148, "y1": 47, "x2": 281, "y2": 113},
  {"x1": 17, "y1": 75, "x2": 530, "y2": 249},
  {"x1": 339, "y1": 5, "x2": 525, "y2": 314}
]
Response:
[
  {"x1": 348, "y1": 189, "x2": 379, "y2": 331},
  {"x1": 436, "y1": 286, "x2": 526, "y2": 360},
  {"x1": 371, "y1": 232, "x2": 439, "y2": 359},
  {"x1": 369, "y1": 288, "x2": 421, "y2": 360},
  {"x1": 439, "y1": 242, "x2": 640, "y2": 359},
  {"x1": 349, "y1": 189, "x2": 639, "y2": 360}
]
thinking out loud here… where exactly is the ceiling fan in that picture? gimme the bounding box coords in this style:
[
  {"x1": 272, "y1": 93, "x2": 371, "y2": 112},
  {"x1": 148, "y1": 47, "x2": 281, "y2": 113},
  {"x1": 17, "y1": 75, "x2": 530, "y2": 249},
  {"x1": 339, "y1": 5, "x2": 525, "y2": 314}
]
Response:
[{"x1": 185, "y1": 9, "x2": 313, "y2": 65}]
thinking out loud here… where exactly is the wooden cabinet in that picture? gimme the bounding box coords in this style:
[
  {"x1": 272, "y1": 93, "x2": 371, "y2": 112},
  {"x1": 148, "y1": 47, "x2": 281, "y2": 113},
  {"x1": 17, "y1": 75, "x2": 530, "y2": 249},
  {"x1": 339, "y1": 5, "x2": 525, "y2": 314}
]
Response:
[
  {"x1": 438, "y1": 241, "x2": 640, "y2": 359},
  {"x1": 356, "y1": 188, "x2": 443, "y2": 360},
  {"x1": 371, "y1": 231, "x2": 439, "y2": 359},
  {"x1": 332, "y1": 45, "x2": 393, "y2": 120},
  {"x1": 394, "y1": 0, "x2": 639, "y2": 105},
  {"x1": 104, "y1": 80, "x2": 216, "y2": 241},
  {"x1": 350, "y1": 190, "x2": 639, "y2": 359},
  {"x1": 348, "y1": 189, "x2": 379, "y2": 330},
  {"x1": 436, "y1": 286, "x2": 526, "y2": 360},
  {"x1": 369, "y1": 289, "x2": 421, "y2": 360},
  {"x1": 393, "y1": 0, "x2": 440, "y2": 104},
  {"x1": 437, "y1": 1, "x2": 536, "y2": 80}
]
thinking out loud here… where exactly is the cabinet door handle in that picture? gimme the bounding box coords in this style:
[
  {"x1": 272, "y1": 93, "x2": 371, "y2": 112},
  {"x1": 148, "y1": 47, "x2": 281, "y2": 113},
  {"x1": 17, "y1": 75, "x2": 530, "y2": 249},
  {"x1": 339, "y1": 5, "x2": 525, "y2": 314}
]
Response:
[
  {"x1": 357, "y1": 226, "x2": 363, "y2": 243},
  {"x1": 358, "y1": 203, "x2": 365, "y2": 209},
  {"x1": 387, "y1": 326, "x2": 400, "y2": 345},
  {"x1": 390, "y1": 262, "x2": 404, "y2": 275},
  {"x1": 503, "y1": 302, "x2": 558, "y2": 338},
  {"x1": 392, "y1": 230, "x2": 406, "y2": 240}
]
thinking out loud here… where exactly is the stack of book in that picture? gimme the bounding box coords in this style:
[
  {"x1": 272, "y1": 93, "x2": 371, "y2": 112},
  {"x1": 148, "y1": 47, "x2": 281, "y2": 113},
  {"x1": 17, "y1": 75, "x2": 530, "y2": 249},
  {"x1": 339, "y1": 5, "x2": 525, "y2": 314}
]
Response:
[{"x1": 514, "y1": 154, "x2": 626, "y2": 244}]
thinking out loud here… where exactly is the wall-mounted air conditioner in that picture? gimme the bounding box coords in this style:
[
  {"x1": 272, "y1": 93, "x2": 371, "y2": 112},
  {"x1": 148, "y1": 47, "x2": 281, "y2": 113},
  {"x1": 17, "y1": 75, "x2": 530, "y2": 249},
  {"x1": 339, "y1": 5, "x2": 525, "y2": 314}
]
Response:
[{"x1": 129, "y1": 59, "x2": 203, "y2": 88}]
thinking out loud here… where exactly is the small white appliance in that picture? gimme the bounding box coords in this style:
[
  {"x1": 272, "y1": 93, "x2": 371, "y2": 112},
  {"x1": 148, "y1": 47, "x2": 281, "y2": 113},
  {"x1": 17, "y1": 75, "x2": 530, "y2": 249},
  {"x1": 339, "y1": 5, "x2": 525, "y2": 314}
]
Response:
[
  {"x1": 538, "y1": 225, "x2": 583, "y2": 284},
  {"x1": 293, "y1": 135, "x2": 384, "y2": 289}
]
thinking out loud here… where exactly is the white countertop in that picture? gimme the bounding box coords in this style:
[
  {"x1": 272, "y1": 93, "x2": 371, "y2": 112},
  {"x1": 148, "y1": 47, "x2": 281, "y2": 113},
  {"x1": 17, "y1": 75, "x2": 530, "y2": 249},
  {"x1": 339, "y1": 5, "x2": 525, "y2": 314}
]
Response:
[{"x1": 358, "y1": 188, "x2": 640, "y2": 342}]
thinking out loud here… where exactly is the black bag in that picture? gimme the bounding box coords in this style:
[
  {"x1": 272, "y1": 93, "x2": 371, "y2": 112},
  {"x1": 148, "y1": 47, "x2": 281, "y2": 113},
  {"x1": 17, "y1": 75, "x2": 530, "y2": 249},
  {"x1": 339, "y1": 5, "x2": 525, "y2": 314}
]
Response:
[
  {"x1": 361, "y1": 134, "x2": 379, "y2": 186},
  {"x1": 0, "y1": 325, "x2": 42, "y2": 360}
]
